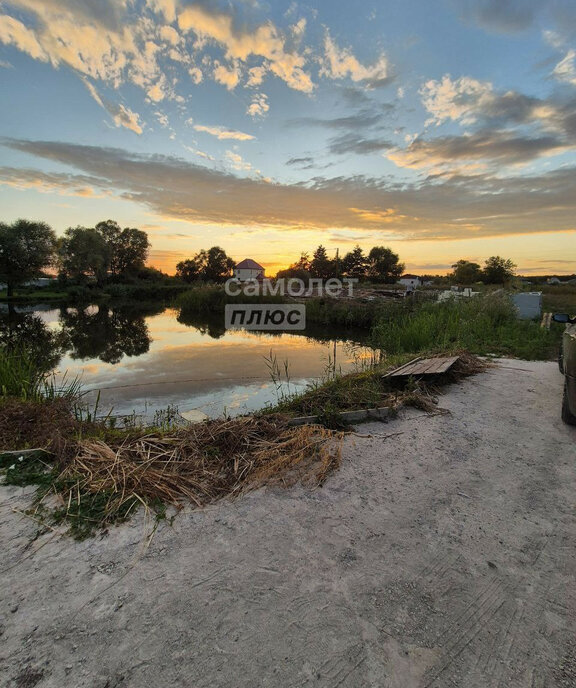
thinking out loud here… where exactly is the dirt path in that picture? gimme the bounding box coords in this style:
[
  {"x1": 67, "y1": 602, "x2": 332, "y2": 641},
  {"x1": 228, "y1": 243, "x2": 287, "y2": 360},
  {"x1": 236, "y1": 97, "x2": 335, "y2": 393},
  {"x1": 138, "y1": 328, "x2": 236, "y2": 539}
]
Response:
[{"x1": 1, "y1": 360, "x2": 575, "y2": 688}]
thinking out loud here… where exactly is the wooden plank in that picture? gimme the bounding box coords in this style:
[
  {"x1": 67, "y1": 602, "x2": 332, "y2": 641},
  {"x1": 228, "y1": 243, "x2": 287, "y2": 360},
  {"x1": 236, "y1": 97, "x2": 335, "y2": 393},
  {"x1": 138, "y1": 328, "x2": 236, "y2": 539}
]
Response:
[
  {"x1": 382, "y1": 357, "x2": 421, "y2": 378},
  {"x1": 387, "y1": 356, "x2": 459, "y2": 378}
]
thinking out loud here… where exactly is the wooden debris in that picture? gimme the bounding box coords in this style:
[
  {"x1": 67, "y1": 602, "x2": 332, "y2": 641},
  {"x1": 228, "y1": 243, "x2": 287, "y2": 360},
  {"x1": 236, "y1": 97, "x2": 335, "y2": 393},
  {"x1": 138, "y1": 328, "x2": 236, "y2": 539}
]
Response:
[{"x1": 384, "y1": 356, "x2": 460, "y2": 378}]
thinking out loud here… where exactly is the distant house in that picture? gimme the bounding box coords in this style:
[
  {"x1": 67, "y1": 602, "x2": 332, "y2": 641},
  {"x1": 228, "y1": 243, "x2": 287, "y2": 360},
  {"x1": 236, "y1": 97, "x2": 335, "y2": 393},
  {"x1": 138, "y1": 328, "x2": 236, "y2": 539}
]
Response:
[
  {"x1": 233, "y1": 258, "x2": 265, "y2": 282},
  {"x1": 398, "y1": 274, "x2": 422, "y2": 289}
]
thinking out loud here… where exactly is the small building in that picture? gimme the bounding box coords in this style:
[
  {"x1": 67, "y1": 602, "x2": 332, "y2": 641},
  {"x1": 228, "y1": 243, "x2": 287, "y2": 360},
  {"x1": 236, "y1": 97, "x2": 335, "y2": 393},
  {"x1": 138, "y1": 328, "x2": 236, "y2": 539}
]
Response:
[
  {"x1": 233, "y1": 258, "x2": 265, "y2": 282},
  {"x1": 398, "y1": 274, "x2": 422, "y2": 289}
]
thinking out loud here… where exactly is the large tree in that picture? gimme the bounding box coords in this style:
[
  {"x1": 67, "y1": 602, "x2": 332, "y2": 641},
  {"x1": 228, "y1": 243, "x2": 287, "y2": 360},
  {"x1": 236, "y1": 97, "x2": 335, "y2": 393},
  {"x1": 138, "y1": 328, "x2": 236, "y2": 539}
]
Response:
[
  {"x1": 58, "y1": 226, "x2": 108, "y2": 285},
  {"x1": 450, "y1": 259, "x2": 482, "y2": 285},
  {"x1": 342, "y1": 245, "x2": 368, "y2": 279},
  {"x1": 310, "y1": 245, "x2": 334, "y2": 279},
  {"x1": 367, "y1": 246, "x2": 405, "y2": 283},
  {"x1": 482, "y1": 256, "x2": 516, "y2": 284},
  {"x1": 95, "y1": 220, "x2": 150, "y2": 278},
  {"x1": 196, "y1": 246, "x2": 235, "y2": 282},
  {"x1": 0, "y1": 219, "x2": 56, "y2": 297},
  {"x1": 176, "y1": 258, "x2": 201, "y2": 283}
]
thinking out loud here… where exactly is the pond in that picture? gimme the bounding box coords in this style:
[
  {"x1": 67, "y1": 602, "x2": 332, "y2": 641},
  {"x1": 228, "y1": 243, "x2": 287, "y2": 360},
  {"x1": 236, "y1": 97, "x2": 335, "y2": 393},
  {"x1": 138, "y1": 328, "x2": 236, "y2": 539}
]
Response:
[{"x1": 0, "y1": 301, "x2": 375, "y2": 420}]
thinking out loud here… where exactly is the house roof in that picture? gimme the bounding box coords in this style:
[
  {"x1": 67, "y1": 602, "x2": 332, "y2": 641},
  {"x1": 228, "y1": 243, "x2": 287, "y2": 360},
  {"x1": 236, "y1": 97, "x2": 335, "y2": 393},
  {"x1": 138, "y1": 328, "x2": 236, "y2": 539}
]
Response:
[
  {"x1": 401, "y1": 274, "x2": 420, "y2": 279},
  {"x1": 235, "y1": 258, "x2": 264, "y2": 271}
]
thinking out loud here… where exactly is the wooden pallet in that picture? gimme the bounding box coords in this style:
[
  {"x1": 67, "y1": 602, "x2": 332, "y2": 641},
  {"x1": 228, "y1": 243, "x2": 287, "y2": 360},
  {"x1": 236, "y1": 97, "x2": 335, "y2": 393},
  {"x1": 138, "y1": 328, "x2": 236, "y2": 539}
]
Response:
[{"x1": 384, "y1": 355, "x2": 460, "y2": 378}]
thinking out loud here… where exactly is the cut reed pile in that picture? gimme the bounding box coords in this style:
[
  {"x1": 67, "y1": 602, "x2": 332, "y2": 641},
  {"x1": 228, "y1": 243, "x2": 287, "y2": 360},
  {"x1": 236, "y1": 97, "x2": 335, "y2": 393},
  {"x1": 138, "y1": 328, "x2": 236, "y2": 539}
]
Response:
[{"x1": 48, "y1": 415, "x2": 342, "y2": 535}]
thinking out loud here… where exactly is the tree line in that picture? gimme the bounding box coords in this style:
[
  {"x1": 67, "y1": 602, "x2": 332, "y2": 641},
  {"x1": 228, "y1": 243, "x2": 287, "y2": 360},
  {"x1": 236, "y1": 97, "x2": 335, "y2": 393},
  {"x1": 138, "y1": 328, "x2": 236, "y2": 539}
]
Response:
[
  {"x1": 176, "y1": 244, "x2": 406, "y2": 284},
  {"x1": 0, "y1": 219, "x2": 150, "y2": 296},
  {"x1": 450, "y1": 257, "x2": 516, "y2": 285},
  {"x1": 277, "y1": 245, "x2": 405, "y2": 283},
  {"x1": 0, "y1": 217, "x2": 519, "y2": 296}
]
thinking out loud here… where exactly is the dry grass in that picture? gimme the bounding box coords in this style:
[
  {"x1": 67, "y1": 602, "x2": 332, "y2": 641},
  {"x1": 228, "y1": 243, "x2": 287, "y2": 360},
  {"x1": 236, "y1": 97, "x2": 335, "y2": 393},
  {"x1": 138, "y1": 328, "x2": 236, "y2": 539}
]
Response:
[
  {"x1": 47, "y1": 415, "x2": 342, "y2": 535},
  {"x1": 0, "y1": 397, "x2": 80, "y2": 452}
]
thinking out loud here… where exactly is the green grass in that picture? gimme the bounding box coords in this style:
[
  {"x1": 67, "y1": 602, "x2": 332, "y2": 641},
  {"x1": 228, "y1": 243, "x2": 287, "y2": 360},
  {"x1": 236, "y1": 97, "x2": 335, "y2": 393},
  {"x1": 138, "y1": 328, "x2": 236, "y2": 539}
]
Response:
[
  {"x1": 0, "y1": 347, "x2": 47, "y2": 399},
  {"x1": 0, "y1": 283, "x2": 188, "y2": 303},
  {"x1": 370, "y1": 293, "x2": 560, "y2": 360},
  {"x1": 0, "y1": 346, "x2": 82, "y2": 401},
  {"x1": 541, "y1": 284, "x2": 576, "y2": 314},
  {"x1": 0, "y1": 288, "x2": 69, "y2": 301}
]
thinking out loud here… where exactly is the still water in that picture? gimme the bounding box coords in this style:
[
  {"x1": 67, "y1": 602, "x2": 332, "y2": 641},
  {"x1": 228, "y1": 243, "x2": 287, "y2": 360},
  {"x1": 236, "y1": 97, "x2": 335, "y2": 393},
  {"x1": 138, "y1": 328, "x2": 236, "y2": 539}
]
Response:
[{"x1": 0, "y1": 302, "x2": 374, "y2": 420}]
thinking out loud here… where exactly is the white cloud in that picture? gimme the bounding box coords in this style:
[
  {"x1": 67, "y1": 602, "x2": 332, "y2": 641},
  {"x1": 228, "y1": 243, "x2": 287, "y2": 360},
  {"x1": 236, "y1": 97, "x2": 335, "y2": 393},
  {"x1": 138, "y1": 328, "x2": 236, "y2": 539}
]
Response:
[
  {"x1": 178, "y1": 4, "x2": 314, "y2": 92},
  {"x1": 420, "y1": 75, "x2": 494, "y2": 126},
  {"x1": 291, "y1": 17, "x2": 306, "y2": 39},
  {"x1": 247, "y1": 93, "x2": 269, "y2": 118},
  {"x1": 0, "y1": 14, "x2": 48, "y2": 61},
  {"x1": 0, "y1": 1, "x2": 316, "y2": 103},
  {"x1": 183, "y1": 145, "x2": 215, "y2": 161},
  {"x1": 247, "y1": 65, "x2": 266, "y2": 87},
  {"x1": 193, "y1": 124, "x2": 255, "y2": 141},
  {"x1": 159, "y1": 25, "x2": 181, "y2": 46},
  {"x1": 83, "y1": 79, "x2": 143, "y2": 134},
  {"x1": 188, "y1": 66, "x2": 203, "y2": 84},
  {"x1": 225, "y1": 150, "x2": 255, "y2": 172},
  {"x1": 553, "y1": 49, "x2": 576, "y2": 86},
  {"x1": 213, "y1": 61, "x2": 241, "y2": 90},
  {"x1": 154, "y1": 111, "x2": 169, "y2": 128},
  {"x1": 321, "y1": 32, "x2": 390, "y2": 86},
  {"x1": 147, "y1": 82, "x2": 167, "y2": 102}
]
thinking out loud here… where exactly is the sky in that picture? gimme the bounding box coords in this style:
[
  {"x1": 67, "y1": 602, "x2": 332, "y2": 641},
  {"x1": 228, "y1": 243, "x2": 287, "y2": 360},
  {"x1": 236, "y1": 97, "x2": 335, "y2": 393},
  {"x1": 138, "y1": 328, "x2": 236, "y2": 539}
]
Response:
[{"x1": 1, "y1": 0, "x2": 576, "y2": 276}]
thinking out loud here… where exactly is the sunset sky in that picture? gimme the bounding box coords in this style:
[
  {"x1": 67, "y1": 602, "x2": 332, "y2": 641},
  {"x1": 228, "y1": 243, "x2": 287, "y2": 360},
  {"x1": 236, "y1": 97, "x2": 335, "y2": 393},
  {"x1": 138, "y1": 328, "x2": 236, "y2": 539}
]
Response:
[{"x1": 1, "y1": 0, "x2": 576, "y2": 275}]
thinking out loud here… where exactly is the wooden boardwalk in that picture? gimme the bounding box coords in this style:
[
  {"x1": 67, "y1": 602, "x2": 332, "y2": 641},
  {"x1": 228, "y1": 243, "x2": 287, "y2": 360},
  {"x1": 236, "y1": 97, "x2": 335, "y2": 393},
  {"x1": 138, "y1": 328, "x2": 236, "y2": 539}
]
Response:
[{"x1": 384, "y1": 355, "x2": 460, "y2": 378}]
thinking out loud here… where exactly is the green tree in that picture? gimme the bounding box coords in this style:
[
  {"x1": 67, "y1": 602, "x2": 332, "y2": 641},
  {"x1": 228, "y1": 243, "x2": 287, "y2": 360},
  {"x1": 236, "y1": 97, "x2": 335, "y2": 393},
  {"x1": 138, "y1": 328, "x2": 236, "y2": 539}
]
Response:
[
  {"x1": 482, "y1": 256, "x2": 516, "y2": 284},
  {"x1": 195, "y1": 246, "x2": 235, "y2": 282},
  {"x1": 176, "y1": 258, "x2": 201, "y2": 283},
  {"x1": 58, "y1": 226, "x2": 108, "y2": 285},
  {"x1": 450, "y1": 260, "x2": 482, "y2": 285},
  {"x1": 342, "y1": 245, "x2": 367, "y2": 279},
  {"x1": 310, "y1": 245, "x2": 334, "y2": 279},
  {"x1": 95, "y1": 220, "x2": 150, "y2": 279},
  {"x1": 0, "y1": 219, "x2": 56, "y2": 297},
  {"x1": 367, "y1": 246, "x2": 405, "y2": 283}
]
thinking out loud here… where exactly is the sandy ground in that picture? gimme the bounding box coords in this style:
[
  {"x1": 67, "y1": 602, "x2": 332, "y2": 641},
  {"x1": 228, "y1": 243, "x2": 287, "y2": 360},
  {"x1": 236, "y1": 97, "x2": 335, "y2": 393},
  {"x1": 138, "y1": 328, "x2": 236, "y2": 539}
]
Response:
[{"x1": 1, "y1": 359, "x2": 575, "y2": 688}]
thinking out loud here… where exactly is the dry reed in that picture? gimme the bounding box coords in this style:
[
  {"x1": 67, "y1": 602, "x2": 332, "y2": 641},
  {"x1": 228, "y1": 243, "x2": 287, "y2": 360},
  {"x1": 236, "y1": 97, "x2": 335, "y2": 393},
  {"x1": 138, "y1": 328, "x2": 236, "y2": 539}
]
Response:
[{"x1": 52, "y1": 415, "x2": 342, "y2": 530}]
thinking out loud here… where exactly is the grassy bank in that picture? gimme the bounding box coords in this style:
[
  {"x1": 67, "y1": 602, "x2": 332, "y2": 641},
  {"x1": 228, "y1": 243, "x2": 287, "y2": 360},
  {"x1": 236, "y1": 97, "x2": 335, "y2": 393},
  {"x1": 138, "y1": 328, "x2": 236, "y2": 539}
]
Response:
[
  {"x1": 371, "y1": 293, "x2": 560, "y2": 360},
  {"x1": 263, "y1": 293, "x2": 564, "y2": 423},
  {"x1": 176, "y1": 284, "x2": 431, "y2": 329},
  {"x1": 0, "y1": 282, "x2": 188, "y2": 303},
  {"x1": 0, "y1": 346, "x2": 341, "y2": 538}
]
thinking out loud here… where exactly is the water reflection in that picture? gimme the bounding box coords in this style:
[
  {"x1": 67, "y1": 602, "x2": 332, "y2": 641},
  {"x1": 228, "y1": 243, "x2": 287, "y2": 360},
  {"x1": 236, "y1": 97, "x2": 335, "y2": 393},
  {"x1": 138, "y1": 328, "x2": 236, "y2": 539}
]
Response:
[
  {"x1": 0, "y1": 306, "x2": 66, "y2": 373},
  {"x1": 59, "y1": 303, "x2": 160, "y2": 363},
  {"x1": 0, "y1": 301, "x2": 373, "y2": 419}
]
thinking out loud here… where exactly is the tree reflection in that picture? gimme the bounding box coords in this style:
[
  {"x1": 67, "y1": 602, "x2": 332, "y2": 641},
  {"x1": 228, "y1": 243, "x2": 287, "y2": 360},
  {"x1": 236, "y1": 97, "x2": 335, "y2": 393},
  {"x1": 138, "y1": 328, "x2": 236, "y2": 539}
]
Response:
[
  {"x1": 59, "y1": 303, "x2": 159, "y2": 364},
  {"x1": 0, "y1": 306, "x2": 66, "y2": 372},
  {"x1": 176, "y1": 310, "x2": 227, "y2": 339}
]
